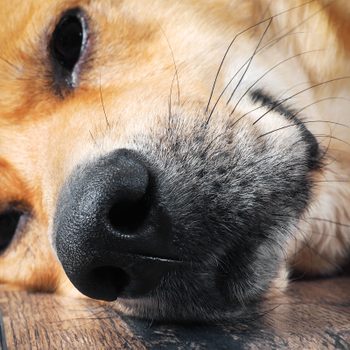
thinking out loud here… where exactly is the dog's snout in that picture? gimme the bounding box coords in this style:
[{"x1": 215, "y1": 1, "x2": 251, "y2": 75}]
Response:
[{"x1": 54, "y1": 149, "x2": 177, "y2": 301}]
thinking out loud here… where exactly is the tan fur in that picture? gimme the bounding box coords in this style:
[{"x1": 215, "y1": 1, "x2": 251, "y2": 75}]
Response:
[{"x1": 0, "y1": 0, "x2": 349, "y2": 302}]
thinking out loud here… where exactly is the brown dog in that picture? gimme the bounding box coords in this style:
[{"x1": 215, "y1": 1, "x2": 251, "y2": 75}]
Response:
[{"x1": 0, "y1": 0, "x2": 349, "y2": 320}]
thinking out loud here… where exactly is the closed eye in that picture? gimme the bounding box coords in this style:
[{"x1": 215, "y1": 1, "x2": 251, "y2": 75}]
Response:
[{"x1": 0, "y1": 209, "x2": 23, "y2": 253}]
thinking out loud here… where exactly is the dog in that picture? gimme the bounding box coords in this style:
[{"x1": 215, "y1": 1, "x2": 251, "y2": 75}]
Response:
[{"x1": 0, "y1": 0, "x2": 349, "y2": 321}]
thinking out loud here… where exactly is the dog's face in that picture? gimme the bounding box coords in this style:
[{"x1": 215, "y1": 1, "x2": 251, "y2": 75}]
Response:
[{"x1": 0, "y1": 0, "x2": 349, "y2": 320}]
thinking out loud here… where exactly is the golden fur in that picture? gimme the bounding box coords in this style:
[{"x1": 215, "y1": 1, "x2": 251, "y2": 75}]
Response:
[{"x1": 0, "y1": 0, "x2": 349, "y2": 310}]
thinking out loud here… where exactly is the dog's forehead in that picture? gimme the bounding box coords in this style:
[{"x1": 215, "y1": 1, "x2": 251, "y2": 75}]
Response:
[
  {"x1": 0, "y1": 1, "x2": 61, "y2": 44},
  {"x1": 0, "y1": 0, "x2": 254, "y2": 56},
  {"x1": 0, "y1": 0, "x2": 253, "y2": 114}
]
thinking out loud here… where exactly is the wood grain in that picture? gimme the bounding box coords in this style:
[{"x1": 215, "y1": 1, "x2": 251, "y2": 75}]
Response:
[{"x1": 0, "y1": 277, "x2": 349, "y2": 349}]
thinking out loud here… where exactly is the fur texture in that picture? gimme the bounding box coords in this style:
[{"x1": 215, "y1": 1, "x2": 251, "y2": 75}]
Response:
[{"x1": 0, "y1": 0, "x2": 349, "y2": 320}]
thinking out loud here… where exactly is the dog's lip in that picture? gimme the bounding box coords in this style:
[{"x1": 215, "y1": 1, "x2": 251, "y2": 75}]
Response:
[
  {"x1": 88, "y1": 252, "x2": 187, "y2": 299},
  {"x1": 109, "y1": 251, "x2": 186, "y2": 265}
]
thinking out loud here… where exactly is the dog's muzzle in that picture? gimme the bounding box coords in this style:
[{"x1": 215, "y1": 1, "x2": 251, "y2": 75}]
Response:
[{"x1": 54, "y1": 149, "x2": 181, "y2": 301}]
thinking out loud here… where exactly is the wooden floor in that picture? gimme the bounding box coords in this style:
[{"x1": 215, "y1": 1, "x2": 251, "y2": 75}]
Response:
[{"x1": 0, "y1": 277, "x2": 349, "y2": 349}]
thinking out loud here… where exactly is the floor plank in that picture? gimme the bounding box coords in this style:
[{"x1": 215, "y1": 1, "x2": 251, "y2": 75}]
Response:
[{"x1": 0, "y1": 277, "x2": 349, "y2": 349}]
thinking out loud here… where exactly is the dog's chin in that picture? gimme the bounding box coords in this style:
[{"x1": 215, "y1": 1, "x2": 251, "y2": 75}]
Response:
[
  {"x1": 111, "y1": 273, "x2": 260, "y2": 322},
  {"x1": 116, "y1": 295, "x2": 245, "y2": 322},
  {"x1": 109, "y1": 243, "x2": 290, "y2": 321}
]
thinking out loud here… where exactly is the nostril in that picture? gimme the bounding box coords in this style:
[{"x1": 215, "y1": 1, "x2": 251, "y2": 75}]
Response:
[
  {"x1": 85, "y1": 266, "x2": 130, "y2": 301},
  {"x1": 108, "y1": 195, "x2": 151, "y2": 235}
]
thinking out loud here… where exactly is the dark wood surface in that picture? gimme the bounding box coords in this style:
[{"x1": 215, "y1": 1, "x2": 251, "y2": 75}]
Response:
[{"x1": 0, "y1": 277, "x2": 349, "y2": 349}]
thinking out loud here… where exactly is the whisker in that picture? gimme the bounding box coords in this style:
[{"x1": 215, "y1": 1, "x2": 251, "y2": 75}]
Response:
[
  {"x1": 252, "y1": 76, "x2": 350, "y2": 125},
  {"x1": 307, "y1": 217, "x2": 350, "y2": 229},
  {"x1": 0, "y1": 56, "x2": 20, "y2": 71},
  {"x1": 229, "y1": 49, "x2": 323, "y2": 118},
  {"x1": 294, "y1": 238, "x2": 341, "y2": 270},
  {"x1": 269, "y1": 216, "x2": 344, "y2": 271},
  {"x1": 202, "y1": 96, "x2": 343, "y2": 156},
  {"x1": 274, "y1": 213, "x2": 346, "y2": 276},
  {"x1": 205, "y1": 21, "x2": 269, "y2": 115},
  {"x1": 160, "y1": 26, "x2": 181, "y2": 104},
  {"x1": 261, "y1": 0, "x2": 333, "y2": 53},
  {"x1": 314, "y1": 134, "x2": 350, "y2": 147},
  {"x1": 207, "y1": 32, "x2": 313, "y2": 128},
  {"x1": 318, "y1": 130, "x2": 333, "y2": 162},
  {"x1": 283, "y1": 229, "x2": 345, "y2": 272},
  {"x1": 260, "y1": 31, "x2": 306, "y2": 54},
  {"x1": 258, "y1": 120, "x2": 350, "y2": 139},
  {"x1": 225, "y1": 18, "x2": 273, "y2": 108},
  {"x1": 272, "y1": 213, "x2": 350, "y2": 232},
  {"x1": 205, "y1": 0, "x2": 317, "y2": 114},
  {"x1": 168, "y1": 70, "x2": 177, "y2": 131},
  {"x1": 208, "y1": 33, "x2": 308, "y2": 127},
  {"x1": 99, "y1": 74, "x2": 111, "y2": 130},
  {"x1": 89, "y1": 130, "x2": 98, "y2": 147},
  {"x1": 292, "y1": 96, "x2": 350, "y2": 118},
  {"x1": 240, "y1": 0, "x2": 336, "y2": 124},
  {"x1": 314, "y1": 180, "x2": 350, "y2": 184}
]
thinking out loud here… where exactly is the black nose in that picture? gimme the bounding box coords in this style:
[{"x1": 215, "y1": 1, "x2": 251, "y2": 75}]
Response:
[{"x1": 54, "y1": 149, "x2": 178, "y2": 301}]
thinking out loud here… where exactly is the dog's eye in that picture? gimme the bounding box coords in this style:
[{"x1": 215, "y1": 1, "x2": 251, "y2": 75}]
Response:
[
  {"x1": 50, "y1": 9, "x2": 88, "y2": 89},
  {"x1": 0, "y1": 210, "x2": 22, "y2": 252},
  {"x1": 52, "y1": 9, "x2": 86, "y2": 72}
]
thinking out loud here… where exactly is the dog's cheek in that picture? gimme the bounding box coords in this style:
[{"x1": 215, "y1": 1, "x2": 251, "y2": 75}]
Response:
[{"x1": 215, "y1": 238, "x2": 288, "y2": 304}]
